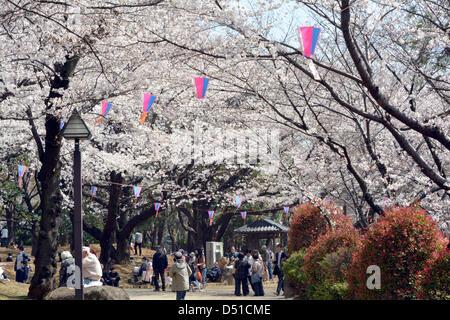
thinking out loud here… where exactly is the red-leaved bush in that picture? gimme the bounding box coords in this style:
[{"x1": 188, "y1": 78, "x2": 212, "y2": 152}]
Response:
[
  {"x1": 303, "y1": 218, "x2": 362, "y2": 286},
  {"x1": 347, "y1": 206, "x2": 447, "y2": 300},
  {"x1": 415, "y1": 248, "x2": 450, "y2": 300},
  {"x1": 288, "y1": 203, "x2": 329, "y2": 254}
]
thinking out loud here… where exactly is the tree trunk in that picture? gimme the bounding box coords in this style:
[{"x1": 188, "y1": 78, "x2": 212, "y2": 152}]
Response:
[
  {"x1": 151, "y1": 230, "x2": 156, "y2": 249},
  {"x1": 157, "y1": 228, "x2": 164, "y2": 246},
  {"x1": 28, "y1": 114, "x2": 63, "y2": 300},
  {"x1": 28, "y1": 56, "x2": 78, "y2": 300},
  {"x1": 99, "y1": 171, "x2": 122, "y2": 267},
  {"x1": 186, "y1": 201, "x2": 215, "y2": 251},
  {"x1": 114, "y1": 232, "x2": 131, "y2": 264},
  {"x1": 6, "y1": 207, "x2": 15, "y2": 245},
  {"x1": 31, "y1": 220, "x2": 40, "y2": 257}
]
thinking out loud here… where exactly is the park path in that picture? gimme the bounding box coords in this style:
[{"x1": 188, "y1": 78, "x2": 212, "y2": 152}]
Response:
[{"x1": 125, "y1": 283, "x2": 286, "y2": 300}]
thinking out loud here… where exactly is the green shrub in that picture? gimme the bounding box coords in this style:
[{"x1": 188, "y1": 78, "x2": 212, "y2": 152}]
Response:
[
  {"x1": 282, "y1": 250, "x2": 308, "y2": 299},
  {"x1": 310, "y1": 281, "x2": 349, "y2": 300}
]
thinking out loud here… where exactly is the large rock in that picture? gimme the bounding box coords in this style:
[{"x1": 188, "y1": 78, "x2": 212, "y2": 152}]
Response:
[{"x1": 44, "y1": 286, "x2": 130, "y2": 300}]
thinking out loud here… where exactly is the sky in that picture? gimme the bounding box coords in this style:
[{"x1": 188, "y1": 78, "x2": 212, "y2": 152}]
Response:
[{"x1": 237, "y1": 0, "x2": 313, "y2": 45}]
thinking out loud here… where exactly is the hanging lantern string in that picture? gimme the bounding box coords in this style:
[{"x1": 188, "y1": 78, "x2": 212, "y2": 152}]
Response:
[{"x1": 87, "y1": 190, "x2": 299, "y2": 217}]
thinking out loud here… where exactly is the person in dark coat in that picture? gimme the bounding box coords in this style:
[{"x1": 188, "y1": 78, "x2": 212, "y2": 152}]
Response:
[
  {"x1": 14, "y1": 246, "x2": 30, "y2": 282},
  {"x1": 17, "y1": 260, "x2": 31, "y2": 283},
  {"x1": 6, "y1": 253, "x2": 13, "y2": 262},
  {"x1": 108, "y1": 267, "x2": 121, "y2": 287},
  {"x1": 100, "y1": 264, "x2": 111, "y2": 286},
  {"x1": 274, "y1": 243, "x2": 288, "y2": 296},
  {"x1": 234, "y1": 253, "x2": 250, "y2": 296},
  {"x1": 152, "y1": 246, "x2": 168, "y2": 291},
  {"x1": 207, "y1": 262, "x2": 222, "y2": 282}
]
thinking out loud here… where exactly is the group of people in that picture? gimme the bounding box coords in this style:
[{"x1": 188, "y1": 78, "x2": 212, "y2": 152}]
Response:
[
  {"x1": 229, "y1": 243, "x2": 288, "y2": 297},
  {"x1": 58, "y1": 246, "x2": 121, "y2": 288},
  {"x1": 1, "y1": 231, "x2": 288, "y2": 301},
  {"x1": 168, "y1": 247, "x2": 208, "y2": 300},
  {"x1": 0, "y1": 245, "x2": 31, "y2": 283},
  {"x1": 166, "y1": 243, "x2": 288, "y2": 300},
  {"x1": 131, "y1": 246, "x2": 208, "y2": 299},
  {"x1": 132, "y1": 245, "x2": 168, "y2": 291}
]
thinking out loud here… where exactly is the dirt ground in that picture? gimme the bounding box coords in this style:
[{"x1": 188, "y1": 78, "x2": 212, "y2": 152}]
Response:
[{"x1": 126, "y1": 282, "x2": 287, "y2": 300}]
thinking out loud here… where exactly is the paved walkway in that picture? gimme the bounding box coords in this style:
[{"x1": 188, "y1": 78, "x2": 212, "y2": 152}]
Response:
[{"x1": 125, "y1": 283, "x2": 285, "y2": 300}]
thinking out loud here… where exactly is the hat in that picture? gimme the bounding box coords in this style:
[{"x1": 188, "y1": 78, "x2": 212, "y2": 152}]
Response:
[
  {"x1": 261, "y1": 245, "x2": 267, "y2": 249},
  {"x1": 60, "y1": 251, "x2": 73, "y2": 260},
  {"x1": 82, "y1": 246, "x2": 90, "y2": 254},
  {"x1": 174, "y1": 251, "x2": 183, "y2": 259}
]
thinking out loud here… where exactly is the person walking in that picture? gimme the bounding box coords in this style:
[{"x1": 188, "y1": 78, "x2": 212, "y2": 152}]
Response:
[
  {"x1": 194, "y1": 248, "x2": 207, "y2": 290},
  {"x1": 274, "y1": 243, "x2": 288, "y2": 296},
  {"x1": 250, "y1": 250, "x2": 264, "y2": 296},
  {"x1": 14, "y1": 245, "x2": 29, "y2": 282},
  {"x1": 152, "y1": 246, "x2": 168, "y2": 291},
  {"x1": 170, "y1": 251, "x2": 192, "y2": 300},
  {"x1": 1, "y1": 226, "x2": 8, "y2": 247},
  {"x1": 233, "y1": 253, "x2": 249, "y2": 296},
  {"x1": 134, "y1": 231, "x2": 143, "y2": 256},
  {"x1": 59, "y1": 251, "x2": 76, "y2": 287}
]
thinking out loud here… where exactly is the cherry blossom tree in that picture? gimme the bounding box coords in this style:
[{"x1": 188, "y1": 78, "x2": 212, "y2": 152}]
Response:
[{"x1": 1, "y1": 0, "x2": 448, "y2": 299}]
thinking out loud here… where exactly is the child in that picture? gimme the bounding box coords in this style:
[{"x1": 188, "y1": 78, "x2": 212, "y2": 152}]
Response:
[
  {"x1": 17, "y1": 260, "x2": 31, "y2": 283},
  {"x1": 6, "y1": 253, "x2": 13, "y2": 262},
  {"x1": 108, "y1": 267, "x2": 121, "y2": 287}
]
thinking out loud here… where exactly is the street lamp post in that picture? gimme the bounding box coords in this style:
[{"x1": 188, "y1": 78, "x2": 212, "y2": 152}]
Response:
[{"x1": 61, "y1": 109, "x2": 92, "y2": 300}]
